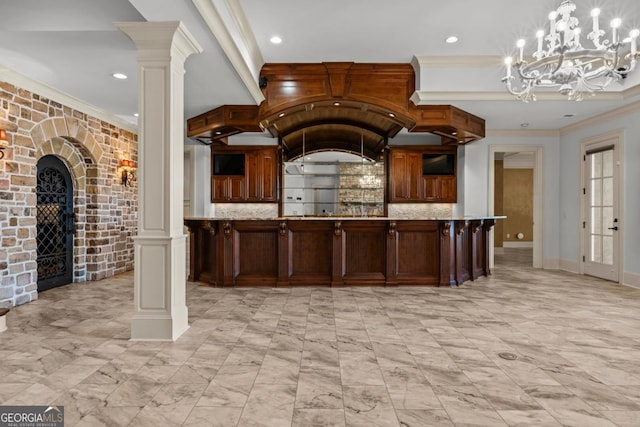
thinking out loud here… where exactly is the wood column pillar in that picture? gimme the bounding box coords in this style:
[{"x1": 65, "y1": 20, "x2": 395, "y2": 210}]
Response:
[
  {"x1": 118, "y1": 22, "x2": 202, "y2": 341},
  {"x1": 482, "y1": 219, "x2": 496, "y2": 276},
  {"x1": 439, "y1": 221, "x2": 456, "y2": 287},
  {"x1": 332, "y1": 221, "x2": 344, "y2": 287}
]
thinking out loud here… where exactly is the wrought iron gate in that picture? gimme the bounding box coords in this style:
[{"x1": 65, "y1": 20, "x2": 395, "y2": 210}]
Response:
[{"x1": 36, "y1": 155, "x2": 74, "y2": 291}]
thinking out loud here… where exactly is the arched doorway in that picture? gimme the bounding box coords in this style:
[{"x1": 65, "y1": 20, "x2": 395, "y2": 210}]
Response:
[{"x1": 36, "y1": 155, "x2": 75, "y2": 291}]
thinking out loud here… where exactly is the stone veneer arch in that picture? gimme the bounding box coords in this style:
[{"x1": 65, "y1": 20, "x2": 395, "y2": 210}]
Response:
[
  {"x1": 34, "y1": 136, "x2": 96, "y2": 283},
  {"x1": 30, "y1": 117, "x2": 104, "y2": 165}
]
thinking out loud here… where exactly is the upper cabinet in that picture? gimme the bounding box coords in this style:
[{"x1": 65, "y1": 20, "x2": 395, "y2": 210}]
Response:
[
  {"x1": 388, "y1": 146, "x2": 457, "y2": 203},
  {"x1": 211, "y1": 146, "x2": 278, "y2": 203}
]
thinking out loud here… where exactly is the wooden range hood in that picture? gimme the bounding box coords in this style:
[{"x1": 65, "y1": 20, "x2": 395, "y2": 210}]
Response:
[{"x1": 187, "y1": 62, "x2": 484, "y2": 159}]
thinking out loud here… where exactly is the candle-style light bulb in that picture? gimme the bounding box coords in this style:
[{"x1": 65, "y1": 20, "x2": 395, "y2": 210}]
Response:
[
  {"x1": 557, "y1": 22, "x2": 566, "y2": 46},
  {"x1": 536, "y1": 30, "x2": 545, "y2": 53},
  {"x1": 504, "y1": 56, "x2": 513, "y2": 78},
  {"x1": 591, "y1": 8, "x2": 601, "y2": 33},
  {"x1": 549, "y1": 11, "x2": 558, "y2": 36},
  {"x1": 611, "y1": 18, "x2": 622, "y2": 44},
  {"x1": 630, "y1": 29, "x2": 640, "y2": 56},
  {"x1": 516, "y1": 39, "x2": 526, "y2": 62},
  {"x1": 574, "y1": 27, "x2": 582, "y2": 46}
]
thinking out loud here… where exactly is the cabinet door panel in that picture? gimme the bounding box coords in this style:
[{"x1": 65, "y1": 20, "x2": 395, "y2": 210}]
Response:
[
  {"x1": 262, "y1": 151, "x2": 277, "y2": 201},
  {"x1": 390, "y1": 152, "x2": 407, "y2": 201},
  {"x1": 212, "y1": 176, "x2": 228, "y2": 202},
  {"x1": 439, "y1": 176, "x2": 457, "y2": 202},
  {"x1": 245, "y1": 152, "x2": 260, "y2": 200},
  {"x1": 407, "y1": 153, "x2": 424, "y2": 200},
  {"x1": 423, "y1": 176, "x2": 438, "y2": 201},
  {"x1": 228, "y1": 176, "x2": 245, "y2": 201}
]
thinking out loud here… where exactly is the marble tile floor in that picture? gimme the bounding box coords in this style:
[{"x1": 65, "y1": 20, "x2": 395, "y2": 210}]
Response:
[{"x1": 2, "y1": 254, "x2": 640, "y2": 426}]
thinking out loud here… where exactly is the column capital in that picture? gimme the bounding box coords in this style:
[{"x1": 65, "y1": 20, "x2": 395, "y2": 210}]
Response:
[{"x1": 116, "y1": 21, "x2": 203, "y2": 63}]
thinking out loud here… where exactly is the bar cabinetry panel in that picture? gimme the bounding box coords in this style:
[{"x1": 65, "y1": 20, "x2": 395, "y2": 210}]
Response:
[{"x1": 185, "y1": 218, "x2": 496, "y2": 288}]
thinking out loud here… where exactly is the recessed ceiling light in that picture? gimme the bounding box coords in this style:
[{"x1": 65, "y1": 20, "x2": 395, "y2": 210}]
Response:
[
  {"x1": 445, "y1": 36, "x2": 459, "y2": 44},
  {"x1": 388, "y1": 113, "x2": 395, "y2": 118},
  {"x1": 278, "y1": 112, "x2": 285, "y2": 118},
  {"x1": 215, "y1": 131, "x2": 222, "y2": 135},
  {"x1": 133, "y1": 113, "x2": 139, "y2": 117},
  {"x1": 112, "y1": 73, "x2": 128, "y2": 80},
  {"x1": 333, "y1": 102, "x2": 341, "y2": 106},
  {"x1": 270, "y1": 36, "x2": 282, "y2": 44}
]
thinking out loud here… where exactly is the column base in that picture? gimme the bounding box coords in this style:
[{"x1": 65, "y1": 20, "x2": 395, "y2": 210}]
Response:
[
  {"x1": 132, "y1": 235, "x2": 189, "y2": 342},
  {"x1": 131, "y1": 313, "x2": 189, "y2": 341}
]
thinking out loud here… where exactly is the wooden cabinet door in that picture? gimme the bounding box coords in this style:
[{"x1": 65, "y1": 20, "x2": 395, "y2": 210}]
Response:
[
  {"x1": 389, "y1": 151, "x2": 408, "y2": 201},
  {"x1": 261, "y1": 150, "x2": 277, "y2": 201},
  {"x1": 423, "y1": 176, "x2": 439, "y2": 201},
  {"x1": 439, "y1": 175, "x2": 457, "y2": 202},
  {"x1": 228, "y1": 176, "x2": 245, "y2": 201},
  {"x1": 245, "y1": 149, "x2": 277, "y2": 201},
  {"x1": 407, "y1": 153, "x2": 424, "y2": 200},
  {"x1": 246, "y1": 152, "x2": 260, "y2": 200},
  {"x1": 211, "y1": 176, "x2": 228, "y2": 202}
]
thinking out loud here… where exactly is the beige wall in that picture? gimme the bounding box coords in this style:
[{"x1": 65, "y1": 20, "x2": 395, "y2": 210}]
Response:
[{"x1": 503, "y1": 168, "x2": 533, "y2": 242}]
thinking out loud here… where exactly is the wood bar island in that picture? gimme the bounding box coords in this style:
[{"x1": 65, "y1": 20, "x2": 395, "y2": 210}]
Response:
[{"x1": 185, "y1": 218, "x2": 497, "y2": 287}]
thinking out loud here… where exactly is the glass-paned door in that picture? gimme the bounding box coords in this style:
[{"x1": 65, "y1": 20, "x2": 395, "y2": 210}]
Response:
[{"x1": 584, "y1": 145, "x2": 618, "y2": 282}]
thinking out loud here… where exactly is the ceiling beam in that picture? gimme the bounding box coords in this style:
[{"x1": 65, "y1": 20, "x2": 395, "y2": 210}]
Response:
[{"x1": 192, "y1": 0, "x2": 265, "y2": 104}]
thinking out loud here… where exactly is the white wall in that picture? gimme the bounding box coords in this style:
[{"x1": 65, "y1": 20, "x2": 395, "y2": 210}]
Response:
[
  {"x1": 185, "y1": 144, "x2": 211, "y2": 217},
  {"x1": 463, "y1": 133, "x2": 561, "y2": 262},
  {"x1": 558, "y1": 104, "x2": 640, "y2": 279}
]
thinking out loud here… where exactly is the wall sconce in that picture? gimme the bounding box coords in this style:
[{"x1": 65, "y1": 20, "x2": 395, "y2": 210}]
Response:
[
  {"x1": 0, "y1": 130, "x2": 8, "y2": 160},
  {"x1": 120, "y1": 159, "x2": 137, "y2": 186}
]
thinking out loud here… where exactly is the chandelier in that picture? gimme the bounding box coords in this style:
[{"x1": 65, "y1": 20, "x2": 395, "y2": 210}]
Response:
[{"x1": 502, "y1": 0, "x2": 639, "y2": 101}]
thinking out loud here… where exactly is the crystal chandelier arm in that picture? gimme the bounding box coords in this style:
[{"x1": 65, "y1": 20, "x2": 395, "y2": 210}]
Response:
[
  {"x1": 502, "y1": 75, "x2": 536, "y2": 102},
  {"x1": 516, "y1": 52, "x2": 565, "y2": 82}
]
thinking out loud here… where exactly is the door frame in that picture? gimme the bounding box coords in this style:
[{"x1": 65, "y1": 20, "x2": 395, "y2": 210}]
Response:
[
  {"x1": 579, "y1": 130, "x2": 624, "y2": 282},
  {"x1": 488, "y1": 145, "x2": 544, "y2": 269}
]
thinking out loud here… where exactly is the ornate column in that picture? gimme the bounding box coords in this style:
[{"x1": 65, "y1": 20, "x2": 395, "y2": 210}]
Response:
[{"x1": 117, "y1": 22, "x2": 202, "y2": 341}]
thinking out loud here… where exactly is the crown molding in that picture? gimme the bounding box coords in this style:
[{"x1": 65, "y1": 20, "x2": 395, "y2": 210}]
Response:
[
  {"x1": 486, "y1": 129, "x2": 560, "y2": 138},
  {"x1": 411, "y1": 89, "x2": 625, "y2": 104},
  {"x1": 412, "y1": 55, "x2": 502, "y2": 68},
  {"x1": 192, "y1": 0, "x2": 264, "y2": 105},
  {"x1": 560, "y1": 99, "x2": 640, "y2": 136},
  {"x1": 623, "y1": 83, "x2": 640, "y2": 99},
  {"x1": 0, "y1": 66, "x2": 138, "y2": 133}
]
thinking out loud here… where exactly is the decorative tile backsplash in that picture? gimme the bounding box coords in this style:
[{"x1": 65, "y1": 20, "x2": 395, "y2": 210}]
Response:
[
  {"x1": 211, "y1": 203, "x2": 279, "y2": 219},
  {"x1": 209, "y1": 202, "x2": 455, "y2": 219},
  {"x1": 387, "y1": 203, "x2": 453, "y2": 218}
]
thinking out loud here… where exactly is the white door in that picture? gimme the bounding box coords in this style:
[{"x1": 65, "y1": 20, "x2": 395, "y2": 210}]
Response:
[{"x1": 583, "y1": 142, "x2": 619, "y2": 281}]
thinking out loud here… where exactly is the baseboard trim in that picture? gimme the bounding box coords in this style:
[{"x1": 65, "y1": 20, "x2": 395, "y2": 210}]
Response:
[
  {"x1": 543, "y1": 258, "x2": 560, "y2": 269},
  {"x1": 559, "y1": 258, "x2": 580, "y2": 274},
  {"x1": 504, "y1": 241, "x2": 534, "y2": 248},
  {"x1": 623, "y1": 271, "x2": 640, "y2": 289}
]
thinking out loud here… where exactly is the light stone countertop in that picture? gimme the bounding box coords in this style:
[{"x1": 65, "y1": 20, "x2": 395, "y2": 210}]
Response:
[{"x1": 185, "y1": 216, "x2": 506, "y2": 221}]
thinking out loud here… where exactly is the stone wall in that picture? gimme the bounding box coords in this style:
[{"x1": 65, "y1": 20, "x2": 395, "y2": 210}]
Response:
[
  {"x1": 0, "y1": 81, "x2": 138, "y2": 308},
  {"x1": 338, "y1": 162, "x2": 384, "y2": 216}
]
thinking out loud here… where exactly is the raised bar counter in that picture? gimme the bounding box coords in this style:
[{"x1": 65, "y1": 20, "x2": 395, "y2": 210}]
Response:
[{"x1": 185, "y1": 217, "x2": 499, "y2": 287}]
